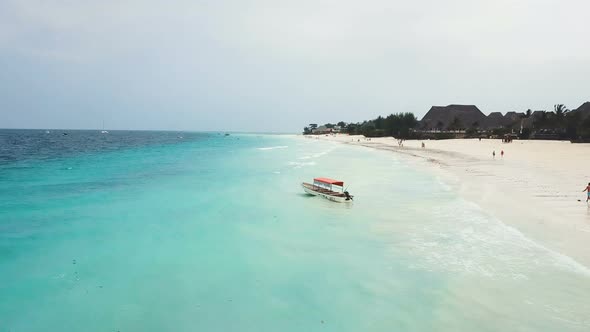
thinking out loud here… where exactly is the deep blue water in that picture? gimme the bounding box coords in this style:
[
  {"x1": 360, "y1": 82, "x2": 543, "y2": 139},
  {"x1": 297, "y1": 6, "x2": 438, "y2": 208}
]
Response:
[{"x1": 0, "y1": 129, "x2": 208, "y2": 164}]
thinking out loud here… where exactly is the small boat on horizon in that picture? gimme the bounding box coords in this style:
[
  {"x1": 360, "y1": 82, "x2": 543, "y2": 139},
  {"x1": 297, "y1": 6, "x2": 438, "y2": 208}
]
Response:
[
  {"x1": 101, "y1": 120, "x2": 108, "y2": 134},
  {"x1": 302, "y1": 177, "x2": 353, "y2": 203}
]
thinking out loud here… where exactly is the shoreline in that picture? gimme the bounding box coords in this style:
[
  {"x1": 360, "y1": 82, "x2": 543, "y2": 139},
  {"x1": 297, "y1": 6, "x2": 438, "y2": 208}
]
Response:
[{"x1": 309, "y1": 134, "x2": 590, "y2": 269}]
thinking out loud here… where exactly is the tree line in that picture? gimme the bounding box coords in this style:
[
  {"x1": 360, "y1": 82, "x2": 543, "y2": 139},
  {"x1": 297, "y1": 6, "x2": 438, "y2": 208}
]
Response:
[
  {"x1": 303, "y1": 113, "x2": 418, "y2": 138},
  {"x1": 303, "y1": 103, "x2": 590, "y2": 141},
  {"x1": 523, "y1": 104, "x2": 590, "y2": 140}
]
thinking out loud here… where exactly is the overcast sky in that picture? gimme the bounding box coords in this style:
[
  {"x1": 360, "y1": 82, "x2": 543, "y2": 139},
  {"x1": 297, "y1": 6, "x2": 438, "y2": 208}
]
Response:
[{"x1": 1, "y1": 0, "x2": 588, "y2": 132}]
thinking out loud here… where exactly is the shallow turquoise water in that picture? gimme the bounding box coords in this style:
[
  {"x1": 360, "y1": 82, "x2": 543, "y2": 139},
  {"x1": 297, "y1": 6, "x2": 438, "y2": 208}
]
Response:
[{"x1": 1, "y1": 132, "x2": 589, "y2": 331}]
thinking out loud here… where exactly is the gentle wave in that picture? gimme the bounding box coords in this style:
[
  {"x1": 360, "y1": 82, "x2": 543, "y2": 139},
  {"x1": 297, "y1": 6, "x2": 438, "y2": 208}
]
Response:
[
  {"x1": 288, "y1": 161, "x2": 316, "y2": 168},
  {"x1": 257, "y1": 146, "x2": 288, "y2": 151},
  {"x1": 403, "y1": 199, "x2": 590, "y2": 278},
  {"x1": 296, "y1": 148, "x2": 334, "y2": 160}
]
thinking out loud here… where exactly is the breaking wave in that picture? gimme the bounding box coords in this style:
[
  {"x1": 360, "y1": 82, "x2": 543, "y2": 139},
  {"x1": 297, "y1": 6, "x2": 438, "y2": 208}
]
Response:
[{"x1": 401, "y1": 199, "x2": 590, "y2": 278}]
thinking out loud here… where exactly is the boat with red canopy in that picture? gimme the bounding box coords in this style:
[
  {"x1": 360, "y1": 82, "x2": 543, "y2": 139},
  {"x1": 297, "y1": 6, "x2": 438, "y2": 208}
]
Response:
[{"x1": 301, "y1": 177, "x2": 353, "y2": 203}]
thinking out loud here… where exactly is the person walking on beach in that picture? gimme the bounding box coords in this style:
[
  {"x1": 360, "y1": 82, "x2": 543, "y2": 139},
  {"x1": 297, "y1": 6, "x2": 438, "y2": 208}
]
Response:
[
  {"x1": 583, "y1": 182, "x2": 590, "y2": 202},
  {"x1": 501, "y1": 150, "x2": 504, "y2": 157},
  {"x1": 492, "y1": 150, "x2": 496, "y2": 158}
]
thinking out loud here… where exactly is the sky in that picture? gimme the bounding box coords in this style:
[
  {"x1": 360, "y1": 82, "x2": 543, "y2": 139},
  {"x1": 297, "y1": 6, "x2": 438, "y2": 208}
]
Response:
[{"x1": 0, "y1": 0, "x2": 589, "y2": 132}]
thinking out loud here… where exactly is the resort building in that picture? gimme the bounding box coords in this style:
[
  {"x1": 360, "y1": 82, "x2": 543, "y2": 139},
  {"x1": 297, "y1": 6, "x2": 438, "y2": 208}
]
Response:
[
  {"x1": 419, "y1": 104, "x2": 486, "y2": 131},
  {"x1": 311, "y1": 125, "x2": 332, "y2": 134}
]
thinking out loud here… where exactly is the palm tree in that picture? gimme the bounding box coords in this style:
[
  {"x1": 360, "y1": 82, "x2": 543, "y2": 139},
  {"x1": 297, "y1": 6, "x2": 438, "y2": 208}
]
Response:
[
  {"x1": 554, "y1": 104, "x2": 569, "y2": 118},
  {"x1": 552, "y1": 104, "x2": 569, "y2": 130}
]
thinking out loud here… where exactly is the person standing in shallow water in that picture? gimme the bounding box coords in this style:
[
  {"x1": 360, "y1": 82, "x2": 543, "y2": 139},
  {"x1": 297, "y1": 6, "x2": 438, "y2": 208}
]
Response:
[{"x1": 583, "y1": 182, "x2": 590, "y2": 202}]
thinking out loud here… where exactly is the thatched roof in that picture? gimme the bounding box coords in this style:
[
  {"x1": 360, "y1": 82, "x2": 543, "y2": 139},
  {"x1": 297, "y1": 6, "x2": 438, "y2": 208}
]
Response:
[
  {"x1": 531, "y1": 110, "x2": 545, "y2": 119},
  {"x1": 503, "y1": 111, "x2": 524, "y2": 127},
  {"x1": 504, "y1": 111, "x2": 521, "y2": 120},
  {"x1": 483, "y1": 112, "x2": 504, "y2": 129},
  {"x1": 569, "y1": 102, "x2": 590, "y2": 120},
  {"x1": 420, "y1": 104, "x2": 486, "y2": 130}
]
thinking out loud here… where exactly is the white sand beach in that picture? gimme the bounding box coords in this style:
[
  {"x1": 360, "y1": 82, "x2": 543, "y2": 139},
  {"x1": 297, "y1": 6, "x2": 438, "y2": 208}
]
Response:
[{"x1": 312, "y1": 134, "x2": 590, "y2": 268}]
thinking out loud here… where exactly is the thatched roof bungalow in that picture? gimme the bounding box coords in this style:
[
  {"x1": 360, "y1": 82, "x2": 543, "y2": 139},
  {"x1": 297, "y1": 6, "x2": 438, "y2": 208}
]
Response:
[
  {"x1": 569, "y1": 102, "x2": 590, "y2": 120},
  {"x1": 503, "y1": 112, "x2": 523, "y2": 125},
  {"x1": 420, "y1": 104, "x2": 486, "y2": 130},
  {"x1": 482, "y1": 112, "x2": 504, "y2": 129}
]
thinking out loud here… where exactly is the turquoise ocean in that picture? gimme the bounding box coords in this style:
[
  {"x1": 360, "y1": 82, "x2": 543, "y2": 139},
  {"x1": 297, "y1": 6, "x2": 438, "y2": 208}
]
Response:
[{"x1": 1, "y1": 130, "x2": 589, "y2": 331}]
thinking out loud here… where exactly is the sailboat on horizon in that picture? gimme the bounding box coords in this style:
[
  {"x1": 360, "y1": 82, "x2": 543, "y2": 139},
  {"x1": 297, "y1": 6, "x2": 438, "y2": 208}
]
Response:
[{"x1": 101, "y1": 120, "x2": 108, "y2": 134}]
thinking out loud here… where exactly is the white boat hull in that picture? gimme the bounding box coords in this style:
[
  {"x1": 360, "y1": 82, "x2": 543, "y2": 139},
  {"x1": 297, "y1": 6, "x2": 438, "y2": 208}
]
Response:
[{"x1": 301, "y1": 183, "x2": 351, "y2": 203}]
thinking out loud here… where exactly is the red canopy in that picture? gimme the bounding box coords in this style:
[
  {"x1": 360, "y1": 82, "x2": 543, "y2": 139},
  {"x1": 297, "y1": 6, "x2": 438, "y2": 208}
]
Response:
[{"x1": 314, "y1": 177, "x2": 344, "y2": 186}]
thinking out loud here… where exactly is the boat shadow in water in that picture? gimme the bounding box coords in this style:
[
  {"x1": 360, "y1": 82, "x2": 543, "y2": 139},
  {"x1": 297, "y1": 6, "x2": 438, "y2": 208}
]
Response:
[{"x1": 297, "y1": 192, "x2": 355, "y2": 208}]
